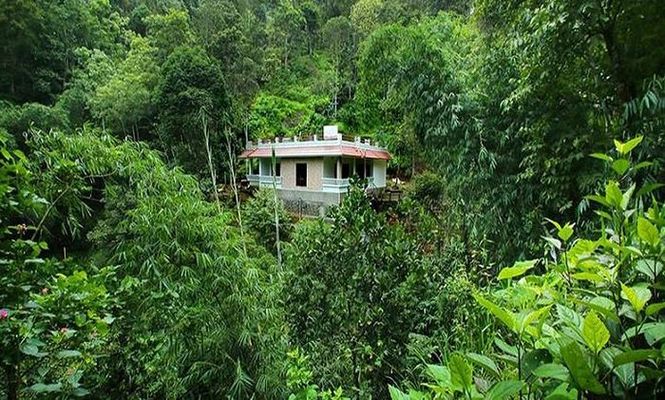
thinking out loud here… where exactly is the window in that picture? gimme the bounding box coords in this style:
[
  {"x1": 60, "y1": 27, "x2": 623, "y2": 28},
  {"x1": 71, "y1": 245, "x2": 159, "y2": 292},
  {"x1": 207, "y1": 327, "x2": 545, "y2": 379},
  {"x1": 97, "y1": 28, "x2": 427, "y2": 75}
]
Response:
[{"x1": 296, "y1": 163, "x2": 307, "y2": 187}]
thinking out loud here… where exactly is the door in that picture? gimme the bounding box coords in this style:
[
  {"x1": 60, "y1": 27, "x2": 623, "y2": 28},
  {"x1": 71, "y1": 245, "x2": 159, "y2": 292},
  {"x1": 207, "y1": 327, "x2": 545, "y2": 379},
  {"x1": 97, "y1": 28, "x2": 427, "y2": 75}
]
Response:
[{"x1": 296, "y1": 163, "x2": 307, "y2": 187}]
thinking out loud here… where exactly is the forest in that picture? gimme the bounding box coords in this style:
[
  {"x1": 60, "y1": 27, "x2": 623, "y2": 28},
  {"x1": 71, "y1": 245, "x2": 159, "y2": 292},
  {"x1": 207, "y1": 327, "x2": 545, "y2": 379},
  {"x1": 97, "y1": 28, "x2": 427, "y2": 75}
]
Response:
[{"x1": 1, "y1": 0, "x2": 664, "y2": 399}]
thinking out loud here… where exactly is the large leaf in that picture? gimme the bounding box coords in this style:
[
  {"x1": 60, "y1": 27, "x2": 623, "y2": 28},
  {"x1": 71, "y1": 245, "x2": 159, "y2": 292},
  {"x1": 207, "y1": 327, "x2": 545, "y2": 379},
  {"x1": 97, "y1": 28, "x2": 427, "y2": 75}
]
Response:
[
  {"x1": 637, "y1": 217, "x2": 660, "y2": 247},
  {"x1": 560, "y1": 341, "x2": 605, "y2": 394},
  {"x1": 620, "y1": 283, "x2": 652, "y2": 313},
  {"x1": 544, "y1": 383, "x2": 578, "y2": 400},
  {"x1": 520, "y1": 349, "x2": 551, "y2": 379},
  {"x1": 466, "y1": 352, "x2": 500, "y2": 378},
  {"x1": 611, "y1": 158, "x2": 630, "y2": 175},
  {"x1": 449, "y1": 353, "x2": 473, "y2": 392},
  {"x1": 613, "y1": 349, "x2": 662, "y2": 367},
  {"x1": 29, "y1": 383, "x2": 62, "y2": 393},
  {"x1": 605, "y1": 181, "x2": 623, "y2": 209},
  {"x1": 425, "y1": 364, "x2": 451, "y2": 388},
  {"x1": 582, "y1": 311, "x2": 609, "y2": 353},
  {"x1": 646, "y1": 302, "x2": 665, "y2": 316},
  {"x1": 474, "y1": 294, "x2": 516, "y2": 332},
  {"x1": 533, "y1": 363, "x2": 570, "y2": 381},
  {"x1": 484, "y1": 380, "x2": 523, "y2": 400},
  {"x1": 56, "y1": 350, "x2": 82, "y2": 358},
  {"x1": 636, "y1": 260, "x2": 662, "y2": 281},
  {"x1": 613, "y1": 136, "x2": 643, "y2": 155},
  {"x1": 498, "y1": 259, "x2": 538, "y2": 280},
  {"x1": 520, "y1": 305, "x2": 551, "y2": 336},
  {"x1": 388, "y1": 385, "x2": 409, "y2": 400}
]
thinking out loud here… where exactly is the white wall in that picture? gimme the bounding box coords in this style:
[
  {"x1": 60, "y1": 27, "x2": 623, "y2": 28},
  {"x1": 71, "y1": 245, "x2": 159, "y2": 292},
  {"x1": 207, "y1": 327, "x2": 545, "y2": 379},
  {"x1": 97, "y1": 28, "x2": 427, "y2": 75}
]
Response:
[{"x1": 373, "y1": 159, "x2": 387, "y2": 187}]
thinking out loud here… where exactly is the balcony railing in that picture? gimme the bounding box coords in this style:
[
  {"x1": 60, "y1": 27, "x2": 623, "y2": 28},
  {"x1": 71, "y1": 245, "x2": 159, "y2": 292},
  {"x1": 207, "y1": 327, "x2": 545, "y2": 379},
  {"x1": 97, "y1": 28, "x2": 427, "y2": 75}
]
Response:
[
  {"x1": 247, "y1": 174, "x2": 282, "y2": 187},
  {"x1": 322, "y1": 177, "x2": 349, "y2": 186},
  {"x1": 246, "y1": 134, "x2": 383, "y2": 152}
]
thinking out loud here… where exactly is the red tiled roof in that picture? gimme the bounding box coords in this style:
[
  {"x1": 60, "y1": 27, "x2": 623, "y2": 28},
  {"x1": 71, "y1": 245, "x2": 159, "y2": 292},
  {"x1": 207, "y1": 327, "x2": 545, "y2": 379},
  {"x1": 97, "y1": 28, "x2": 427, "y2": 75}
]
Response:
[{"x1": 239, "y1": 144, "x2": 391, "y2": 160}]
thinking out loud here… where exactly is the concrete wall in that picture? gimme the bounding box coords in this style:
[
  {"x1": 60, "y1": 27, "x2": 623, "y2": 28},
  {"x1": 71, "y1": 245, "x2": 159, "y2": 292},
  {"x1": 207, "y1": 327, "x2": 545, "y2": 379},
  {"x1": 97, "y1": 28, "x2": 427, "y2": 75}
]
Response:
[
  {"x1": 277, "y1": 188, "x2": 345, "y2": 216},
  {"x1": 281, "y1": 158, "x2": 323, "y2": 190}
]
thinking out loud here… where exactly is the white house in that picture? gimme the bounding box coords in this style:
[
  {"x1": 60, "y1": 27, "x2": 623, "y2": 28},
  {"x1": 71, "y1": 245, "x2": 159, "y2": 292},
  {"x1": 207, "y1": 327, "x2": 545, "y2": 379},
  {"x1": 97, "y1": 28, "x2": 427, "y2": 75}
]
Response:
[{"x1": 240, "y1": 126, "x2": 391, "y2": 213}]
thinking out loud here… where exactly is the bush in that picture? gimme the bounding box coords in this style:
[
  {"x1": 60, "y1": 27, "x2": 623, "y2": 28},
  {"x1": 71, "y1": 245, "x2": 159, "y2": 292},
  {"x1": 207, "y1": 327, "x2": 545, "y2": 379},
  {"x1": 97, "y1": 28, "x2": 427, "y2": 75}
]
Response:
[{"x1": 243, "y1": 188, "x2": 293, "y2": 253}]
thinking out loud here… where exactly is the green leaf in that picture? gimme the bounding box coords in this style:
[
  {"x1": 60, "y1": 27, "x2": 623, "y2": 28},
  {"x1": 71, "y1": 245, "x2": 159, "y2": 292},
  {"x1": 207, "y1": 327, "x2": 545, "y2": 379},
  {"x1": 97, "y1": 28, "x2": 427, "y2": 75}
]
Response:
[
  {"x1": 633, "y1": 161, "x2": 653, "y2": 171},
  {"x1": 72, "y1": 388, "x2": 90, "y2": 397},
  {"x1": 582, "y1": 311, "x2": 610, "y2": 353},
  {"x1": 558, "y1": 223, "x2": 574, "y2": 241},
  {"x1": 449, "y1": 353, "x2": 473, "y2": 391},
  {"x1": 474, "y1": 294, "x2": 516, "y2": 332},
  {"x1": 611, "y1": 158, "x2": 630, "y2": 175},
  {"x1": 520, "y1": 306, "x2": 551, "y2": 336},
  {"x1": 636, "y1": 260, "x2": 662, "y2": 280},
  {"x1": 425, "y1": 364, "x2": 451, "y2": 387},
  {"x1": 571, "y1": 272, "x2": 603, "y2": 282},
  {"x1": 533, "y1": 363, "x2": 570, "y2": 381},
  {"x1": 637, "y1": 183, "x2": 664, "y2": 198},
  {"x1": 484, "y1": 380, "x2": 524, "y2": 400},
  {"x1": 29, "y1": 383, "x2": 62, "y2": 393},
  {"x1": 620, "y1": 283, "x2": 652, "y2": 313},
  {"x1": 646, "y1": 302, "x2": 665, "y2": 316},
  {"x1": 560, "y1": 341, "x2": 605, "y2": 394},
  {"x1": 613, "y1": 349, "x2": 661, "y2": 367},
  {"x1": 544, "y1": 383, "x2": 578, "y2": 400},
  {"x1": 637, "y1": 217, "x2": 660, "y2": 247},
  {"x1": 622, "y1": 322, "x2": 665, "y2": 342},
  {"x1": 521, "y1": 349, "x2": 552, "y2": 379},
  {"x1": 605, "y1": 181, "x2": 623, "y2": 209},
  {"x1": 466, "y1": 352, "x2": 500, "y2": 378},
  {"x1": 388, "y1": 385, "x2": 409, "y2": 400},
  {"x1": 497, "y1": 259, "x2": 538, "y2": 280},
  {"x1": 614, "y1": 136, "x2": 643, "y2": 155},
  {"x1": 621, "y1": 184, "x2": 635, "y2": 209},
  {"x1": 590, "y1": 153, "x2": 613, "y2": 162},
  {"x1": 56, "y1": 350, "x2": 82, "y2": 358}
]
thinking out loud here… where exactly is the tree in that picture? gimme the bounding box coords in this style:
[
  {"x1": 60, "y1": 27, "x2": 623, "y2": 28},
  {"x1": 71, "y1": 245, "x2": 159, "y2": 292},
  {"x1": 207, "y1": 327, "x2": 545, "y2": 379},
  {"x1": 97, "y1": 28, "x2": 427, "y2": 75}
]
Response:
[
  {"x1": 90, "y1": 36, "x2": 160, "y2": 140},
  {"x1": 156, "y1": 45, "x2": 233, "y2": 174},
  {"x1": 0, "y1": 0, "x2": 125, "y2": 103},
  {"x1": 266, "y1": 0, "x2": 306, "y2": 69},
  {"x1": 146, "y1": 8, "x2": 194, "y2": 61},
  {"x1": 321, "y1": 16, "x2": 355, "y2": 115}
]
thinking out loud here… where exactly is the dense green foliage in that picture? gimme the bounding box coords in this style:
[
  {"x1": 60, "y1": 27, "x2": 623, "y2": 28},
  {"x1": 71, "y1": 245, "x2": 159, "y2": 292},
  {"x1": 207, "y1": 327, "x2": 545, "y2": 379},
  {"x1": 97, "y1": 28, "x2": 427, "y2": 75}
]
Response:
[
  {"x1": 1, "y1": 0, "x2": 663, "y2": 399},
  {"x1": 391, "y1": 138, "x2": 665, "y2": 399}
]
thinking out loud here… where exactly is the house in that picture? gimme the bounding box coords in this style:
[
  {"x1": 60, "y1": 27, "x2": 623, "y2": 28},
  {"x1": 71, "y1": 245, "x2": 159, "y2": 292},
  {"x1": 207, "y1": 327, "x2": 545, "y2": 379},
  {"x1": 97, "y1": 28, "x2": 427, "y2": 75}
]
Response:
[{"x1": 240, "y1": 126, "x2": 391, "y2": 214}]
